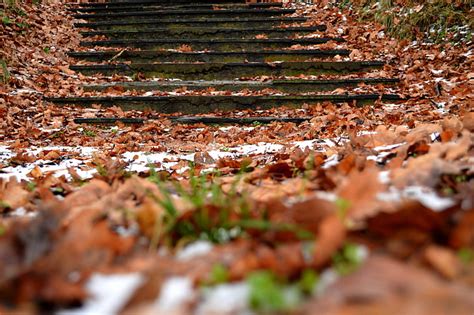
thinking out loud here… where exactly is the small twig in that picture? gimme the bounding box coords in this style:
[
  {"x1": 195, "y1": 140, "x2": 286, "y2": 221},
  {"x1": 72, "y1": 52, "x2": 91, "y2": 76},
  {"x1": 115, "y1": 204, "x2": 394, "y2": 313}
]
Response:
[
  {"x1": 435, "y1": 82, "x2": 442, "y2": 96},
  {"x1": 107, "y1": 49, "x2": 126, "y2": 63},
  {"x1": 428, "y1": 98, "x2": 441, "y2": 109}
]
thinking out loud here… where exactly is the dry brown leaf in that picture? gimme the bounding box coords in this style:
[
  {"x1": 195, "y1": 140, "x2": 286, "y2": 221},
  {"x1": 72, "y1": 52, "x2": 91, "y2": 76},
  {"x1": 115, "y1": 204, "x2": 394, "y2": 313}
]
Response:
[{"x1": 423, "y1": 245, "x2": 461, "y2": 279}]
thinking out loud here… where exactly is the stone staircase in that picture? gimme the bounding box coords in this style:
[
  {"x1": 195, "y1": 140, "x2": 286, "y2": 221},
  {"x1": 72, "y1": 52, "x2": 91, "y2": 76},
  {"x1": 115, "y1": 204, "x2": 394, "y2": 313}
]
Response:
[{"x1": 49, "y1": 0, "x2": 402, "y2": 124}]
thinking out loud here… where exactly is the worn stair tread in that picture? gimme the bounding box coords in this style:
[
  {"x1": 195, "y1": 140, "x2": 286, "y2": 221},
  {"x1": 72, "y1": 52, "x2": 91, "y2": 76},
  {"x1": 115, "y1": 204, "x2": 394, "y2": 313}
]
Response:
[
  {"x1": 49, "y1": 94, "x2": 401, "y2": 101},
  {"x1": 70, "y1": 61, "x2": 383, "y2": 79},
  {"x1": 69, "y1": 49, "x2": 348, "y2": 63},
  {"x1": 80, "y1": 38, "x2": 344, "y2": 45},
  {"x1": 73, "y1": 116, "x2": 311, "y2": 125},
  {"x1": 68, "y1": 49, "x2": 348, "y2": 63},
  {"x1": 48, "y1": 94, "x2": 403, "y2": 113},
  {"x1": 47, "y1": 94, "x2": 402, "y2": 112},
  {"x1": 74, "y1": 17, "x2": 307, "y2": 28},
  {"x1": 73, "y1": 8, "x2": 297, "y2": 19},
  {"x1": 80, "y1": 26, "x2": 326, "y2": 39},
  {"x1": 71, "y1": 3, "x2": 284, "y2": 12},
  {"x1": 72, "y1": 0, "x2": 249, "y2": 7},
  {"x1": 79, "y1": 38, "x2": 344, "y2": 50},
  {"x1": 170, "y1": 116, "x2": 310, "y2": 124},
  {"x1": 83, "y1": 78, "x2": 400, "y2": 92},
  {"x1": 74, "y1": 117, "x2": 145, "y2": 124}
]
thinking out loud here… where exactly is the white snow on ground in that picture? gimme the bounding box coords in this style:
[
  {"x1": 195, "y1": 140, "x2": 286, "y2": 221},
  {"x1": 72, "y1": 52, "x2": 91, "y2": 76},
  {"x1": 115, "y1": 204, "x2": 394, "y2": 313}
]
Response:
[
  {"x1": 378, "y1": 186, "x2": 456, "y2": 212},
  {"x1": 0, "y1": 145, "x2": 98, "y2": 181},
  {"x1": 196, "y1": 283, "x2": 251, "y2": 315},
  {"x1": 0, "y1": 139, "x2": 332, "y2": 181},
  {"x1": 58, "y1": 273, "x2": 144, "y2": 315},
  {"x1": 316, "y1": 269, "x2": 339, "y2": 296},
  {"x1": 1, "y1": 133, "x2": 456, "y2": 213},
  {"x1": 154, "y1": 277, "x2": 195, "y2": 312},
  {"x1": 176, "y1": 240, "x2": 214, "y2": 261}
]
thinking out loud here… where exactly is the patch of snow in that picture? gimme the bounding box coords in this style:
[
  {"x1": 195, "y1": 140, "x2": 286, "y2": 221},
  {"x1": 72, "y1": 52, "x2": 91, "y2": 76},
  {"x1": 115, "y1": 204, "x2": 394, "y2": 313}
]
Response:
[
  {"x1": 373, "y1": 143, "x2": 405, "y2": 151},
  {"x1": 367, "y1": 151, "x2": 393, "y2": 163},
  {"x1": 378, "y1": 171, "x2": 391, "y2": 184},
  {"x1": 378, "y1": 186, "x2": 455, "y2": 211},
  {"x1": 59, "y1": 273, "x2": 144, "y2": 315},
  {"x1": 8, "y1": 207, "x2": 37, "y2": 218},
  {"x1": 430, "y1": 132, "x2": 440, "y2": 141},
  {"x1": 154, "y1": 277, "x2": 195, "y2": 312},
  {"x1": 176, "y1": 241, "x2": 213, "y2": 261},
  {"x1": 322, "y1": 154, "x2": 339, "y2": 169},
  {"x1": 8, "y1": 88, "x2": 43, "y2": 96},
  {"x1": 196, "y1": 283, "x2": 250, "y2": 315},
  {"x1": 355, "y1": 245, "x2": 369, "y2": 262},
  {"x1": 316, "y1": 269, "x2": 339, "y2": 295},
  {"x1": 315, "y1": 191, "x2": 338, "y2": 202},
  {"x1": 430, "y1": 69, "x2": 444, "y2": 76},
  {"x1": 404, "y1": 186, "x2": 456, "y2": 211},
  {"x1": 357, "y1": 130, "x2": 377, "y2": 136}
]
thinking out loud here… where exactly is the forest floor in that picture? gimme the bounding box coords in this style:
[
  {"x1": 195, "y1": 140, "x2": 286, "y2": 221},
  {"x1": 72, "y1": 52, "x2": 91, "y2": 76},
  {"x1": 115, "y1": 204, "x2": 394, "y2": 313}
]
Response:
[{"x1": 0, "y1": 1, "x2": 473, "y2": 314}]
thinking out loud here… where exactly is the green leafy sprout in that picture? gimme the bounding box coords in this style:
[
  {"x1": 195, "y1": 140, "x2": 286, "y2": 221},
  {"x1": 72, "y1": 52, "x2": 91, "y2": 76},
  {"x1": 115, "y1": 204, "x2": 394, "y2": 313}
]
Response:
[
  {"x1": 146, "y1": 165, "x2": 314, "y2": 247},
  {"x1": 333, "y1": 243, "x2": 367, "y2": 276},
  {"x1": 246, "y1": 268, "x2": 319, "y2": 313}
]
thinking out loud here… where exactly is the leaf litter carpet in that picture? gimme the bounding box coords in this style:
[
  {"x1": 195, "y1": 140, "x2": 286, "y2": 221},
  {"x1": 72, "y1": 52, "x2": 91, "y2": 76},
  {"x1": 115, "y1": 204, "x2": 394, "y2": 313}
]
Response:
[{"x1": 0, "y1": 0, "x2": 473, "y2": 314}]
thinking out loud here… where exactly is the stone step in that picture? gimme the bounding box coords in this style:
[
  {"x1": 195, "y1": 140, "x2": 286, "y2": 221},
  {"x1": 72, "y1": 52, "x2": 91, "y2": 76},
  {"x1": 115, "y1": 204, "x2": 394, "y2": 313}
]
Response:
[
  {"x1": 73, "y1": 8, "x2": 296, "y2": 20},
  {"x1": 73, "y1": 116, "x2": 310, "y2": 125},
  {"x1": 83, "y1": 78, "x2": 400, "y2": 93},
  {"x1": 74, "y1": 0, "x2": 248, "y2": 7},
  {"x1": 80, "y1": 38, "x2": 344, "y2": 51},
  {"x1": 80, "y1": 26, "x2": 325, "y2": 40},
  {"x1": 69, "y1": 49, "x2": 345, "y2": 63},
  {"x1": 170, "y1": 116, "x2": 310, "y2": 125},
  {"x1": 74, "y1": 17, "x2": 307, "y2": 30},
  {"x1": 47, "y1": 94, "x2": 402, "y2": 113},
  {"x1": 71, "y1": 3, "x2": 283, "y2": 13},
  {"x1": 70, "y1": 61, "x2": 381, "y2": 80},
  {"x1": 74, "y1": 117, "x2": 145, "y2": 124}
]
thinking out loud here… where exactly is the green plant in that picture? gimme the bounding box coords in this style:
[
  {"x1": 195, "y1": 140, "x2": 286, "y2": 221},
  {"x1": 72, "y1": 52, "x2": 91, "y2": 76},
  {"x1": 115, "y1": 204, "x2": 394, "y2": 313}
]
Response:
[
  {"x1": 247, "y1": 271, "x2": 288, "y2": 312},
  {"x1": 26, "y1": 181, "x2": 36, "y2": 192},
  {"x1": 82, "y1": 129, "x2": 96, "y2": 137},
  {"x1": 458, "y1": 248, "x2": 474, "y2": 265},
  {"x1": 246, "y1": 269, "x2": 317, "y2": 312},
  {"x1": 335, "y1": 197, "x2": 351, "y2": 221},
  {"x1": 337, "y1": 0, "x2": 351, "y2": 9},
  {"x1": 333, "y1": 243, "x2": 365, "y2": 275},
  {"x1": 0, "y1": 59, "x2": 10, "y2": 84},
  {"x1": 0, "y1": 200, "x2": 11, "y2": 210},
  {"x1": 297, "y1": 269, "x2": 319, "y2": 295},
  {"x1": 50, "y1": 130, "x2": 65, "y2": 139},
  {"x1": 95, "y1": 164, "x2": 108, "y2": 177},
  {"x1": 205, "y1": 263, "x2": 229, "y2": 285},
  {"x1": 353, "y1": 0, "x2": 473, "y2": 42},
  {"x1": 2, "y1": 15, "x2": 12, "y2": 25},
  {"x1": 146, "y1": 169, "x2": 314, "y2": 247}
]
